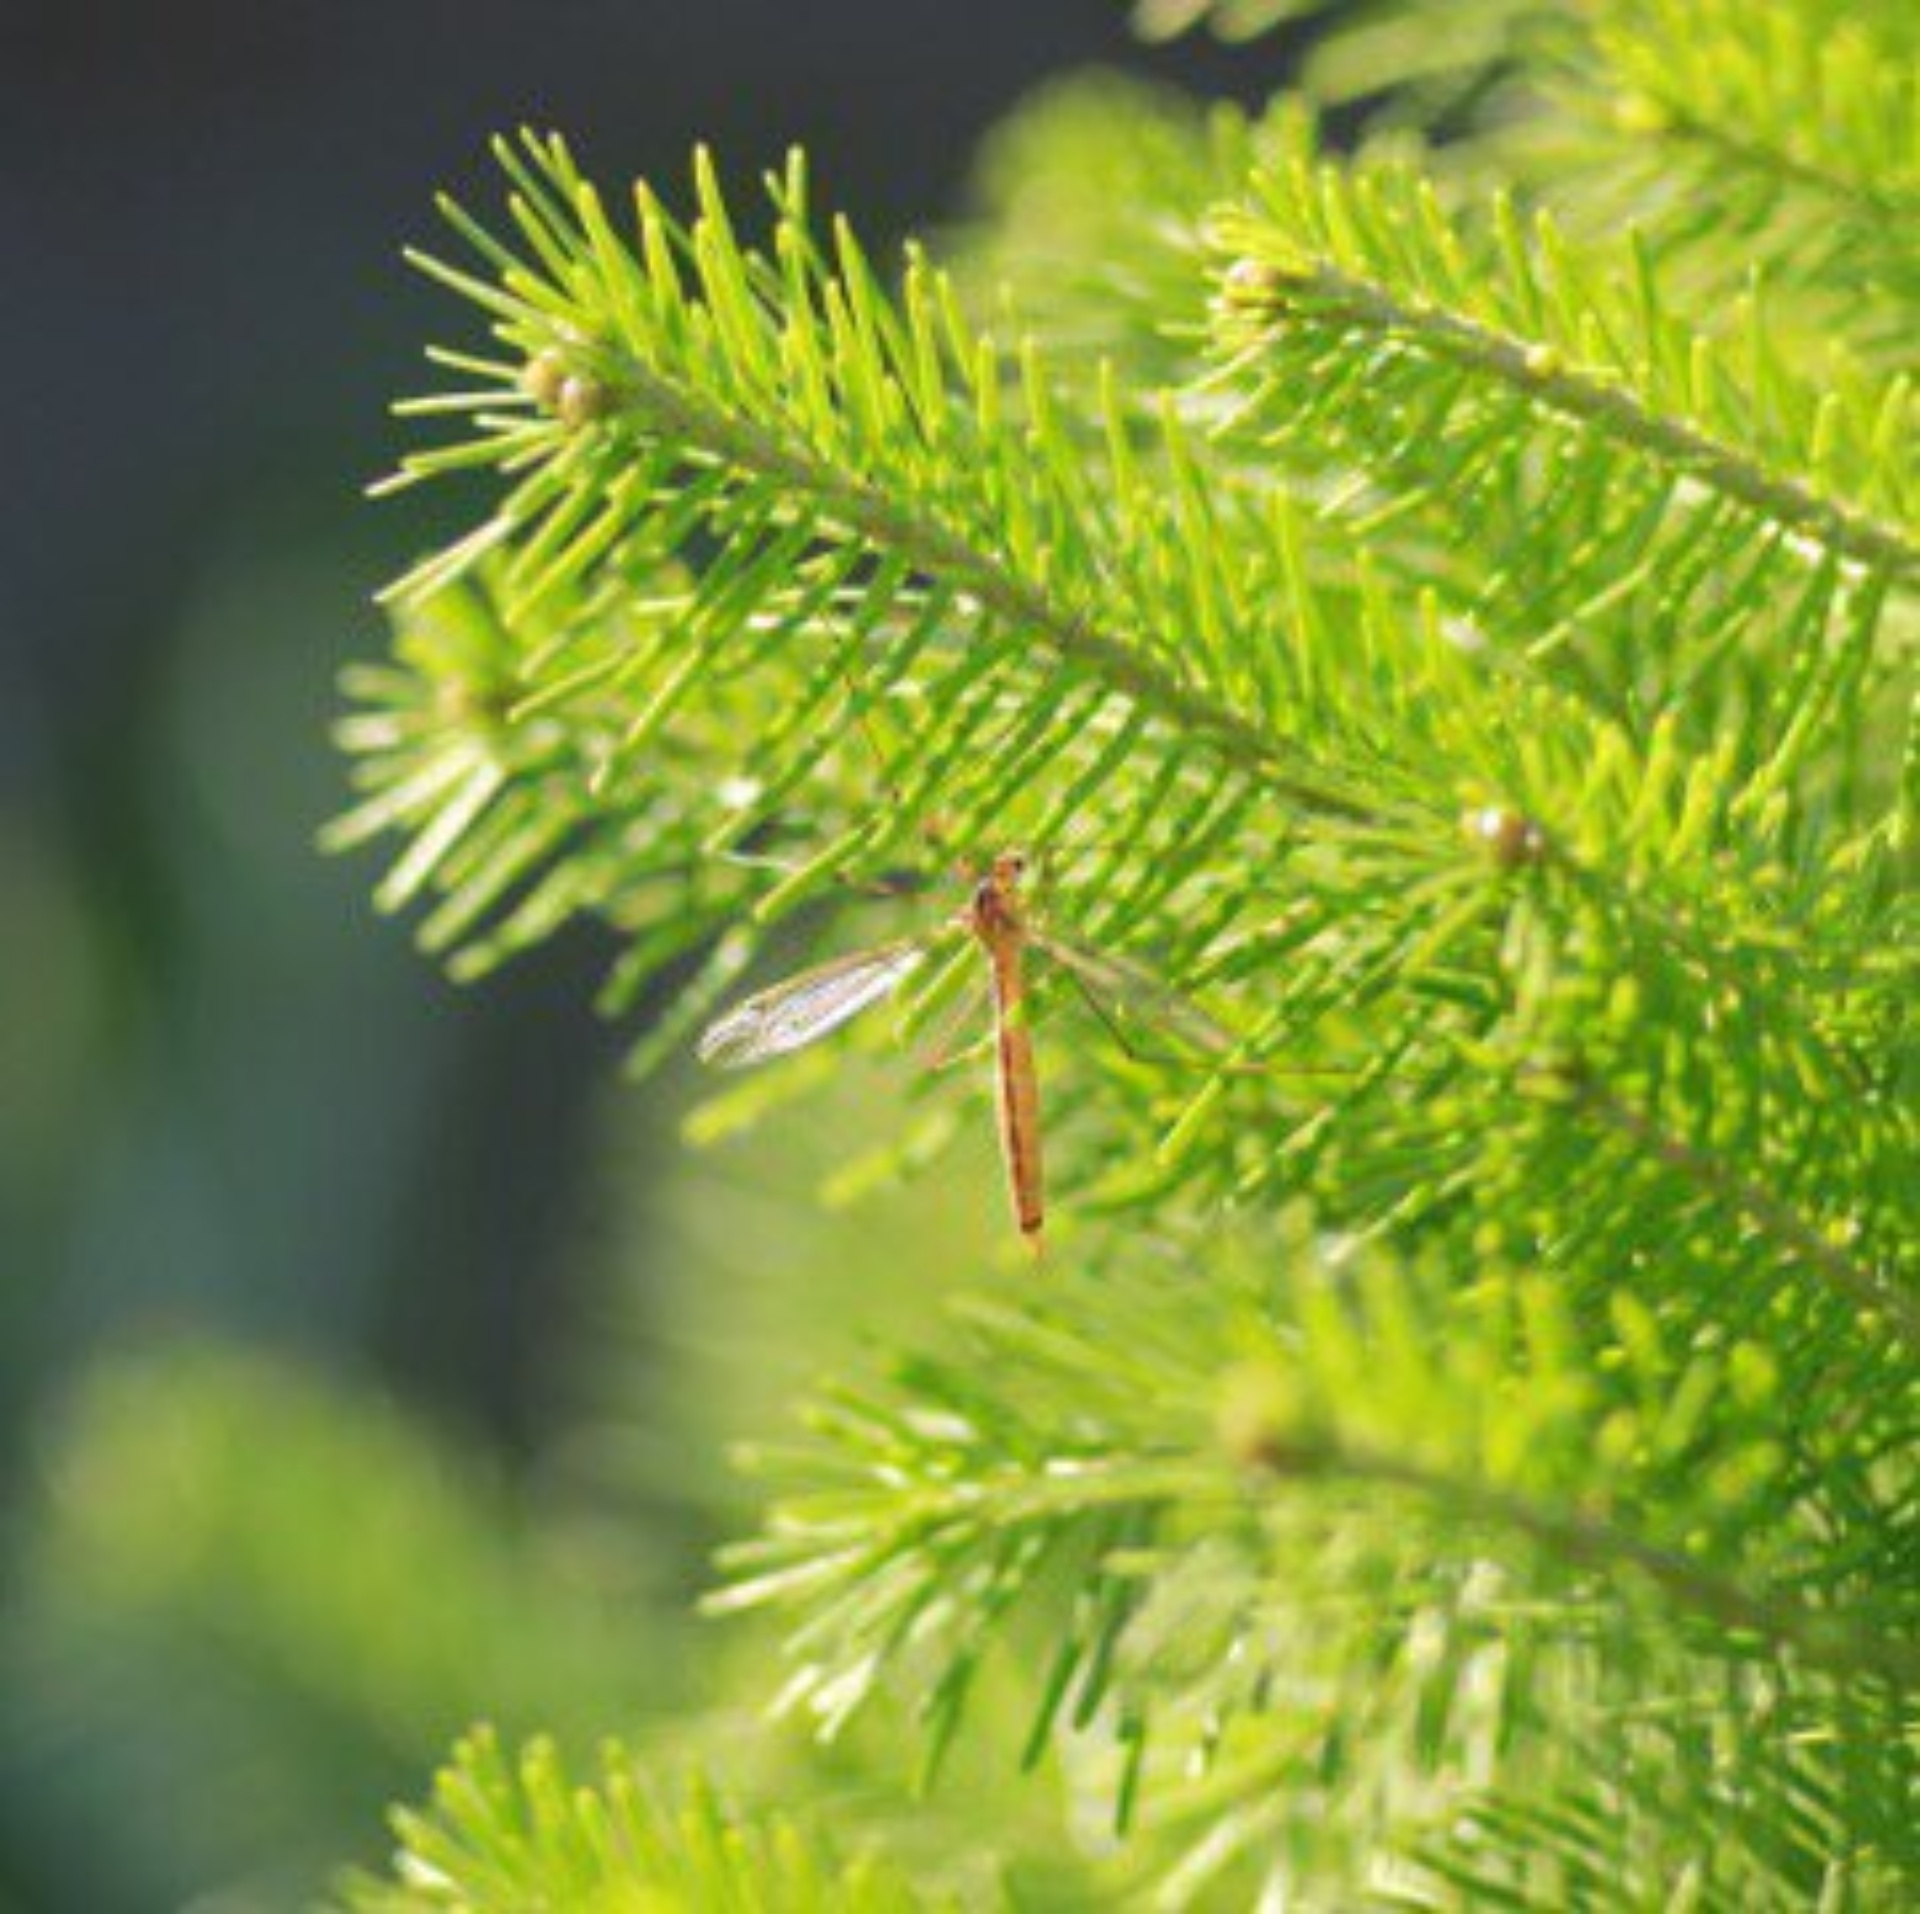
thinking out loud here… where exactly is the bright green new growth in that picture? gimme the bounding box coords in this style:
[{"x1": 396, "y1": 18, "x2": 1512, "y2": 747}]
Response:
[
  {"x1": 336, "y1": 1, "x2": 1915, "y2": 1904},
  {"x1": 341, "y1": 1730, "x2": 948, "y2": 1912}
]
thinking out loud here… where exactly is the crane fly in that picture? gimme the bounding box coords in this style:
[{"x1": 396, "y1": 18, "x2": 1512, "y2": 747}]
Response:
[{"x1": 696, "y1": 851, "x2": 1225, "y2": 1249}]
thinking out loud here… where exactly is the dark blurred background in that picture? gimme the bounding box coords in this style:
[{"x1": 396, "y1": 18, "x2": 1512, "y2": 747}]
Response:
[{"x1": 0, "y1": 6, "x2": 1284, "y2": 1907}]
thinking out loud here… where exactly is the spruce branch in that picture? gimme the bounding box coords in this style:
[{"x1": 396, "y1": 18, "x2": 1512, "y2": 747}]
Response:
[
  {"x1": 1577, "y1": 1073, "x2": 1920, "y2": 1349},
  {"x1": 715, "y1": 1242, "x2": 1918, "y2": 1892},
  {"x1": 1208, "y1": 158, "x2": 1919, "y2": 585},
  {"x1": 584, "y1": 349, "x2": 1380, "y2": 828},
  {"x1": 1295, "y1": 1438, "x2": 1920, "y2": 1690},
  {"x1": 958, "y1": 80, "x2": 1909, "y2": 854},
  {"x1": 1226, "y1": 258, "x2": 1916, "y2": 585}
]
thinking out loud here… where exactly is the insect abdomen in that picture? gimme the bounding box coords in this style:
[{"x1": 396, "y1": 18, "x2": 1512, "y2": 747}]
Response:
[{"x1": 991, "y1": 951, "x2": 1044, "y2": 1245}]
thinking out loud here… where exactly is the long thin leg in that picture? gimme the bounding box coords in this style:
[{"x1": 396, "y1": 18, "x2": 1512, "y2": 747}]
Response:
[
  {"x1": 921, "y1": 979, "x2": 993, "y2": 1073},
  {"x1": 840, "y1": 662, "x2": 904, "y2": 810},
  {"x1": 718, "y1": 845, "x2": 920, "y2": 901},
  {"x1": 1056, "y1": 966, "x2": 1347, "y2": 1079},
  {"x1": 838, "y1": 652, "x2": 959, "y2": 870}
]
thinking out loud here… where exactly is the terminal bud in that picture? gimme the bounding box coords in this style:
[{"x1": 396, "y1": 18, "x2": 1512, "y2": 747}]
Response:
[{"x1": 1463, "y1": 805, "x2": 1548, "y2": 869}]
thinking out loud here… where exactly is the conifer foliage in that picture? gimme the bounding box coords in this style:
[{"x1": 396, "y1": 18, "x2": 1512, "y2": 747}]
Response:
[{"x1": 335, "y1": 1, "x2": 1915, "y2": 1903}]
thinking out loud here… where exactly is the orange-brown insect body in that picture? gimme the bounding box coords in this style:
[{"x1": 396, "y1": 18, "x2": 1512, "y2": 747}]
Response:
[{"x1": 963, "y1": 855, "x2": 1045, "y2": 1247}]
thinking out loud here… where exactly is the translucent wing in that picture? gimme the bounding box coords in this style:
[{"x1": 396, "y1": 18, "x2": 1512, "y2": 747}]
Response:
[
  {"x1": 1030, "y1": 932, "x2": 1233, "y2": 1055},
  {"x1": 696, "y1": 938, "x2": 931, "y2": 1068}
]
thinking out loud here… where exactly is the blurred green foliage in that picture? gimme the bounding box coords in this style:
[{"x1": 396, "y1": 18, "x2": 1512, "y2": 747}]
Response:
[
  {"x1": 2, "y1": 1342, "x2": 657, "y2": 1905},
  {"x1": 0, "y1": 1059, "x2": 1074, "y2": 1907}
]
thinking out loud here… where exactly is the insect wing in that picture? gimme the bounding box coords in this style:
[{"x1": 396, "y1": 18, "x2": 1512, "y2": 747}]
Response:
[
  {"x1": 1031, "y1": 932, "x2": 1233, "y2": 1055},
  {"x1": 696, "y1": 939, "x2": 930, "y2": 1068}
]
